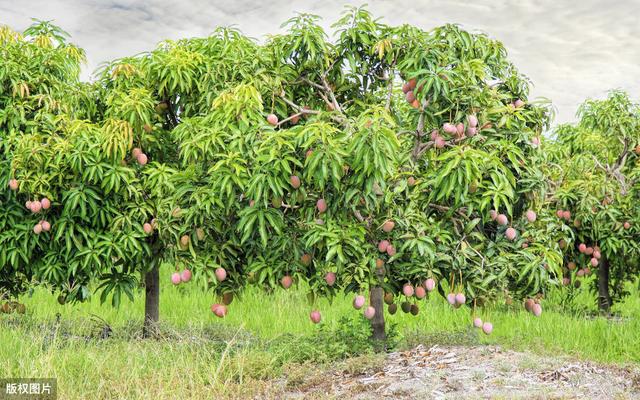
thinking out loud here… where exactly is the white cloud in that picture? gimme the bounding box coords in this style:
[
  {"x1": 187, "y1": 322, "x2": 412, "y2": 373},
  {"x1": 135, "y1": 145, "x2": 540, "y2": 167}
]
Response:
[{"x1": 2, "y1": 0, "x2": 638, "y2": 124}]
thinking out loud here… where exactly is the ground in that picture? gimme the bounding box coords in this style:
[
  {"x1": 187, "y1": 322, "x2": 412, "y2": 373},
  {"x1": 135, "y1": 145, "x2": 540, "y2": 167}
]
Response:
[
  {"x1": 279, "y1": 345, "x2": 640, "y2": 400},
  {"x1": 2, "y1": 276, "x2": 640, "y2": 399}
]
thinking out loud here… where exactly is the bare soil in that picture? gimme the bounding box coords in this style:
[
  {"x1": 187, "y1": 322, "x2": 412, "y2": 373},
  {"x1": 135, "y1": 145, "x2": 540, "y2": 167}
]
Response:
[{"x1": 277, "y1": 345, "x2": 640, "y2": 399}]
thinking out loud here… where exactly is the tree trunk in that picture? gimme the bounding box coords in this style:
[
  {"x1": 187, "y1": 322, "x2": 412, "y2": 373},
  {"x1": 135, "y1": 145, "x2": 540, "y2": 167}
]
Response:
[
  {"x1": 597, "y1": 258, "x2": 611, "y2": 314},
  {"x1": 143, "y1": 264, "x2": 160, "y2": 338},
  {"x1": 369, "y1": 286, "x2": 386, "y2": 351}
]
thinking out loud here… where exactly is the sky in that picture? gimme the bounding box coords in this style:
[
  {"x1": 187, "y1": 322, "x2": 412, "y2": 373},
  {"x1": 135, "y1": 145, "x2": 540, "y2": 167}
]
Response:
[{"x1": 1, "y1": 0, "x2": 639, "y2": 125}]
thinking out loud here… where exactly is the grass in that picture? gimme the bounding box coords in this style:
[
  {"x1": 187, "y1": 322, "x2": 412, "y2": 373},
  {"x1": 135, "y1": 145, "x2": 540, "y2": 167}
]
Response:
[{"x1": 1, "y1": 265, "x2": 639, "y2": 399}]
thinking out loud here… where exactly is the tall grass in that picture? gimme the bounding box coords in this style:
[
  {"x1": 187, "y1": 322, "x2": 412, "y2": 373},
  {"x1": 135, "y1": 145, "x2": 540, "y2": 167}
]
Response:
[{"x1": 1, "y1": 265, "x2": 638, "y2": 399}]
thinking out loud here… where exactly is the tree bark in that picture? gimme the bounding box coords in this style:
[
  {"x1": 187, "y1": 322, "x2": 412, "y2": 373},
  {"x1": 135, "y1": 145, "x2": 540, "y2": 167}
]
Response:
[
  {"x1": 597, "y1": 258, "x2": 611, "y2": 314},
  {"x1": 369, "y1": 286, "x2": 386, "y2": 351},
  {"x1": 143, "y1": 264, "x2": 160, "y2": 338}
]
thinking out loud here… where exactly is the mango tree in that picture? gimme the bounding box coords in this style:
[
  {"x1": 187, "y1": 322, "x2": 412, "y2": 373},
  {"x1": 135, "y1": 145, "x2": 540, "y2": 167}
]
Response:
[
  {"x1": 0, "y1": 21, "x2": 104, "y2": 314},
  {"x1": 0, "y1": 21, "x2": 212, "y2": 335},
  {"x1": 170, "y1": 6, "x2": 562, "y2": 344},
  {"x1": 545, "y1": 90, "x2": 640, "y2": 313}
]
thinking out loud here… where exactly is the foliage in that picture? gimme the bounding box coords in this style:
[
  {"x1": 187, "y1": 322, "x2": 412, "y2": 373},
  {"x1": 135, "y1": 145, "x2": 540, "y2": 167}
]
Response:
[
  {"x1": 545, "y1": 90, "x2": 640, "y2": 307},
  {"x1": 1, "y1": 6, "x2": 561, "y2": 324}
]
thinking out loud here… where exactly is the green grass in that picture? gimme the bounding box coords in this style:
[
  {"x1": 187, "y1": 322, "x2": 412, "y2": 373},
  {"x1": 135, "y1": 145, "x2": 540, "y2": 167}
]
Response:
[{"x1": 1, "y1": 266, "x2": 639, "y2": 399}]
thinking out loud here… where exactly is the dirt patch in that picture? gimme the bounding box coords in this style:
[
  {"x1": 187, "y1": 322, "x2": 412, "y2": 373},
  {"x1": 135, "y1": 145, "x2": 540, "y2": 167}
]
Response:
[{"x1": 281, "y1": 345, "x2": 640, "y2": 399}]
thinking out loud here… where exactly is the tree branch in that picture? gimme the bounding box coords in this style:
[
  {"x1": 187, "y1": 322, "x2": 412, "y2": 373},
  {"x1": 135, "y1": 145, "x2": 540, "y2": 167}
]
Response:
[
  {"x1": 429, "y1": 203, "x2": 469, "y2": 220},
  {"x1": 414, "y1": 135, "x2": 468, "y2": 159},
  {"x1": 320, "y1": 75, "x2": 343, "y2": 114},
  {"x1": 278, "y1": 96, "x2": 320, "y2": 116},
  {"x1": 299, "y1": 78, "x2": 325, "y2": 91},
  {"x1": 354, "y1": 209, "x2": 365, "y2": 222},
  {"x1": 592, "y1": 156, "x2": 607, "y2": 172},
  {"x1": 321, "y1": 59, "x2": 339, "y2": 78},
  {"x1": 385, "y1": 68, "x2": 394, "y2": 111},
  {"x1": 354, "y1": 209, "x2": 373, "y2": 228},
  {"x1": 276, "y1": 112, "x2": 304, "y2": 127},
  {"x1": 595, "y1": 137, "x2": 632, "y2": 195},
  {"x1": 416, "y1": 110, "x2": 425, "y2": 136},
  {"x1": 293, "y1": 77, "x2": 350, "y2": 128},
  {"x1": 281, "y1": 202, "x2": 300, "y2": 212},
  {"x1": 613, "y1": 136, "x2": 629, "y2": 171},
  {"x1": 164, "y1": 98, "x2": 179, "y2": 127},
  {"x1": 411, "y1": 110, "x2": 426, "y2": 161},
  {"x1": 300, "y1": 76, "x2": 346, "y2": 117},
  {"x1": 316, "y1": 91, "x2": 335, "y2": 110}
]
